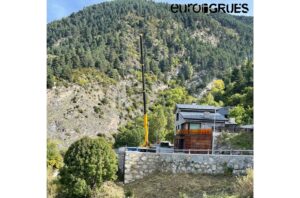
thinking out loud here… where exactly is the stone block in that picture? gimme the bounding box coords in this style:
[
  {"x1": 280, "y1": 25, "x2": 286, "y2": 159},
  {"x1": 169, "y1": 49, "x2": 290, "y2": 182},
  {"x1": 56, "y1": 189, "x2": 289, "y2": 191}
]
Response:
[{"x1": 212, "y1": 165, "x2": 216, "y2": 171}]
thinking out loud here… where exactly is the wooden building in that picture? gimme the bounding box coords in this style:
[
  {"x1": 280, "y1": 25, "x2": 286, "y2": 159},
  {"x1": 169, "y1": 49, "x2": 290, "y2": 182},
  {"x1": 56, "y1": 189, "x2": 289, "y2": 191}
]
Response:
[{"x1": 174, "y1": 104, "x2": 229, "y2": 153}]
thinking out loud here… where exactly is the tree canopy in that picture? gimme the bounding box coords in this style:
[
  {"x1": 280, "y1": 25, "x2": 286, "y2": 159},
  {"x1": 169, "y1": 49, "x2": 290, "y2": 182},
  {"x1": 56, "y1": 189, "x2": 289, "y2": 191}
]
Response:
[
  {"x1": 47, "y1": 0, "x2": 253, "y2": 92},
  {"x1": 59, "y1": 137, "x2": 117, "y2": 198}
]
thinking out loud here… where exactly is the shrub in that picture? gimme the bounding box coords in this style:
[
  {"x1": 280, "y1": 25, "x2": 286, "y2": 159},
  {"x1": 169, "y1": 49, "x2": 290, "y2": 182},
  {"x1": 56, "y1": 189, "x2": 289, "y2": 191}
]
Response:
[
  {"x1": 125, "y1": 189, "x2": 134, "y2": 197},
  {"x1": 217, "y1": 132, "x2": 253, "y2": 150},
  {"x1": 59, "y1": 137, "x2": 118, "y2": 198},
  {"x1": 229, "y1": 132, "x2": 253, "y2": 149},
  {"x1": 222, "y1": 162, "x2": 234, "y2": 176},
  {"x1": 47, "y1": 166, "x2": 59, "y2": 198},
  {"x1": 93, "y1": 106, "x2": 101, "y2": 114},
  {"x1": 234, "y1": 169, "x2": 253, "y2": 198},
  {"x1": 114, "y1": 127, "x2": 144, "y2": 148},
  {"x1": 47, "y1": 139, "x2": 63, "y2": 169},
  {"x1": 101, "y1": 98, "x2": 109, "y2": 105}
]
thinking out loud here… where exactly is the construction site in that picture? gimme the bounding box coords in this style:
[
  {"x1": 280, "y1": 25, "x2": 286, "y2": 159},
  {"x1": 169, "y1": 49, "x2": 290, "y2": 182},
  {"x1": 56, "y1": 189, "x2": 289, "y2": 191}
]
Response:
[{"x1": 116, "y1": 35, "x2": 253, "y2": 184}]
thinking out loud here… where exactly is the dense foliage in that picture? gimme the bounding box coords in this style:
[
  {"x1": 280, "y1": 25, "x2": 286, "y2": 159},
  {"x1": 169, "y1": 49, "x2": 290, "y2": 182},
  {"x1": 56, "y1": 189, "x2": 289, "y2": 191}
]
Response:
[
  {"x1": 114, "y1": 117, "x2": 144, "y2": 147},
  {"x1": 114, "y1": 87, "x2": 196, "y2": 147},
  {"x1": 199, "y1": 60, "x2": 253, "y2": 124},
  {"x1": 59, "y1": 137, "x2": 117, "y2": 198},
  {"x1": 47, "y1": 0, "x2": 253, "y2": 93},
  {"x1": 115, "y1": 59, "x2": 253, "y2": 147},
  {"x1": 217, "y1": 132, "x2": 253, "y2": 150}
]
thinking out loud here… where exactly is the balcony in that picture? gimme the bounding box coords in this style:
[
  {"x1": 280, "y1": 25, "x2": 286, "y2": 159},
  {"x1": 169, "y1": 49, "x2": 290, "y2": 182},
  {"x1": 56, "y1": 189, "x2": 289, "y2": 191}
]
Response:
[{"x1": 176, "y1": 128, "x2": 212, "y2": 135}]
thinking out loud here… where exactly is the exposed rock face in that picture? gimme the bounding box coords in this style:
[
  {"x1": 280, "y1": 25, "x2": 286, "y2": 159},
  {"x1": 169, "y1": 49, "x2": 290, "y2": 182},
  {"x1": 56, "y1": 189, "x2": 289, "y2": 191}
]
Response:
[{"x1": 47, "y1": 78, "x2": 167, "y2": 148}]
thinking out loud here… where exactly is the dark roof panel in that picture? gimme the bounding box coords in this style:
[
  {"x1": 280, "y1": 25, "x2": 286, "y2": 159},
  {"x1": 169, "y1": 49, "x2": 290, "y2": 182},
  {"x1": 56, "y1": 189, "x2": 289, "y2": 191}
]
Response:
[
  {"x1": 176, "y1": 104, "x2": 219, "y2": 110},
  {"x1": 217, "y1": 107, "x2": 230, "y2": 115},
  {"x1": 179, "y1": 112, "x2": 227, "y2": 121}
]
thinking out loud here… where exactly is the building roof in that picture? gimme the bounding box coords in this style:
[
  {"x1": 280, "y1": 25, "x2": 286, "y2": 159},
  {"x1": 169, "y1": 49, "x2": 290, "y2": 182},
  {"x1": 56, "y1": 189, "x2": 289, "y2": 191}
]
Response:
[
  {"x1": 179, "y1": 112, "x2": 228, "y2": 121},
  {"x1": 176, "y1": 104, "x2": 219, "y2": 111},
  {"x1": 217, "y1": 107, "x2": 230, "y2": 116},
  {"x1": 240, "y1": 124, "x2": 254, "y2": 129}
]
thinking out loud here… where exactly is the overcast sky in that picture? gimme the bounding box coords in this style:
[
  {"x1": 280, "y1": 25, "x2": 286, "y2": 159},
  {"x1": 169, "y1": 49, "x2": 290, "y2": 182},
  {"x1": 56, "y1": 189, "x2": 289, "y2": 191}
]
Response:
[{"x1": 47, "y1": 0, "x2": 253, "y2": 23}]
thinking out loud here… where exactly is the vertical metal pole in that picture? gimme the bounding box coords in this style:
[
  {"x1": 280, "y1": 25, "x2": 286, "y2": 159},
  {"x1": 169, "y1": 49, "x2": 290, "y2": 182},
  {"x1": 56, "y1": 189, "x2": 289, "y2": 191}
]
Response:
[
  {"x1": 140, "y1": 34, "x2": 149, "y2": 147},
  {"x1": 212, "y1": 108, "x2": 216, "y2": 154}
]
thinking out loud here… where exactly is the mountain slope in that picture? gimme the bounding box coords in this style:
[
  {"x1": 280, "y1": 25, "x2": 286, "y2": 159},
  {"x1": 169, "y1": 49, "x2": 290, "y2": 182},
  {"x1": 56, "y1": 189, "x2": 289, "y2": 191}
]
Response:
[
  {"x1": 47, "y1": 0, "x2": 252, "y2": 91},
  {"x1": 47, "y1": 0, "x2": 253, "y2": 146}
]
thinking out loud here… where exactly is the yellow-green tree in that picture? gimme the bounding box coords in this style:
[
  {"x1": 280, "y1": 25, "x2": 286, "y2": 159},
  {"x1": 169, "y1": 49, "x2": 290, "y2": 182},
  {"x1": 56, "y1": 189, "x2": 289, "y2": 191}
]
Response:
[
  {"x1": 229, "y1": 105, "x2": 246, "y2": 125},
  {"x1": 149, "y1": 105, "x2": 168, "y2": 143},
  {"x1": 47, "y1": 139, "x2": 63, "y2": 169}
]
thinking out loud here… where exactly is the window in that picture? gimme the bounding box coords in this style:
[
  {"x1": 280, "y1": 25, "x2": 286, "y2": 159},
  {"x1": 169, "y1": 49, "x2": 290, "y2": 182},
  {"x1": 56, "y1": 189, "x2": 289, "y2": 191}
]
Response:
[
  {"x1": 176, "y1": 113, "x2": 179, "y2": 121},
  {"x1": 189, "y1": 123, "x2": 201, "y2": 129}
]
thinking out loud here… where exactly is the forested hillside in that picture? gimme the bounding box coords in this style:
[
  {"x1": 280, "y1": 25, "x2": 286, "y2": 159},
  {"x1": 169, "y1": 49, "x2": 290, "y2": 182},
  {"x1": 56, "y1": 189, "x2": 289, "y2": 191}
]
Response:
[
  {"x1": 47, "y1": 0, "x2": 252, "y2": 92},
  {"x1": 47, "y1": 0, "x2": 253, "y2": 147}
]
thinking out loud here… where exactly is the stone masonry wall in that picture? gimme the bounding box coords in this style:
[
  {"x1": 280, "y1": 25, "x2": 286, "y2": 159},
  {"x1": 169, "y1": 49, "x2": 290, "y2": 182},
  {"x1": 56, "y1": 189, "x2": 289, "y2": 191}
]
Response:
[{"x1": 124, "y1": 151, "x2": 253, "y2": 183}]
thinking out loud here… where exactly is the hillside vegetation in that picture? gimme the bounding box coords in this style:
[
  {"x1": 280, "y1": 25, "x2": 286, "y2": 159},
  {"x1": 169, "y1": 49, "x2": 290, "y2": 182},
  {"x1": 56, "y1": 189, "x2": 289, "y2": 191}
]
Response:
[
  {"x1": 47, "y1": 0, "x2": 253, "y2": 147},
  {"x1": 48, "y1": 0, "x2": 252, "y2": 91}
]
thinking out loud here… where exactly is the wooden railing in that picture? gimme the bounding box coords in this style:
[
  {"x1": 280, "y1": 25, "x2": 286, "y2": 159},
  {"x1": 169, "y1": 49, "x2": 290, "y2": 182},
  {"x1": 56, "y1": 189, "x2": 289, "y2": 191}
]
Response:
[{"x1": 176, "y1": 128, "x2": 212, "y2": 135}]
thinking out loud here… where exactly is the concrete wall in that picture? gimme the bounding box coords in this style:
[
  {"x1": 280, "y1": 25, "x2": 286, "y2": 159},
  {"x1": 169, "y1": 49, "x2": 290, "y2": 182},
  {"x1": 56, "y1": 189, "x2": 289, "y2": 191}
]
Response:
[
  {"x1": 124, "y1": 151, "x2": 253, "y2": 183},
  {"x1": 117, "y1": 150, "x2": 126, "y2": 174}
]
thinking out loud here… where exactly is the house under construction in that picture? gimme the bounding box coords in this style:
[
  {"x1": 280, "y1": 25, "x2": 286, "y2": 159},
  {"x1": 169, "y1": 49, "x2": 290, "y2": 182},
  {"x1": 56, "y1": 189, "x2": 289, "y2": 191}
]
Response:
[{"x1": 174, "y1": 104, "x2": 232, "y2": 153}]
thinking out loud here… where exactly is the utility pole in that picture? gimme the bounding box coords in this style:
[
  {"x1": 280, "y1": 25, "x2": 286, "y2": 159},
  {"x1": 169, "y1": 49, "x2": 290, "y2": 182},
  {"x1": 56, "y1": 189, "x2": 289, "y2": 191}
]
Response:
[
  {"x1": 140, "y1": 34, "x2": 149, "y2": 147},
  {"x1": 212, "y1": 107, "x2": 216, "y2": 154}
]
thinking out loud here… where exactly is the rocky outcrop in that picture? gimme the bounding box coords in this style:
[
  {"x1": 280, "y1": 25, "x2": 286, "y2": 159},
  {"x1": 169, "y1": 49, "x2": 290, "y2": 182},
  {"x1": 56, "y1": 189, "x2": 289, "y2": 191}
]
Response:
[{"x1": 47, "y1": 78, "x2": 167, "y2": 148}]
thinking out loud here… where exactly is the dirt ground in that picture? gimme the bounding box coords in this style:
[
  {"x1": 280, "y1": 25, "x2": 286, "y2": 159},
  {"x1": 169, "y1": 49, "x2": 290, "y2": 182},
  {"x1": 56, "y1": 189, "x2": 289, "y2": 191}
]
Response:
[{"x1": 124, "y1": 172, "x2": 237, "y2": 198}]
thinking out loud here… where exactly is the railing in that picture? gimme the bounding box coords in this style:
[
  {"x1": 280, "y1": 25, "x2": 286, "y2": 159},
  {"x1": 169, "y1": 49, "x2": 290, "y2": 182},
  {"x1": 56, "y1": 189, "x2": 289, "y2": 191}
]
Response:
[
  {"x1": 173, "y1": 149, "x2": 253, "y2": 155},
  {"x1": 122, "y1": 147, "x2": 253, "y2": 155}
]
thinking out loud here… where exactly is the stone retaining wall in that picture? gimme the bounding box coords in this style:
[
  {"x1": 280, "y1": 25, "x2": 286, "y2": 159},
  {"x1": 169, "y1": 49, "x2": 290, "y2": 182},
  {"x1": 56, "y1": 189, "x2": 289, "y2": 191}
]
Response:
[{"x1": 124, "y1": 151, "x2": 253, "y2": 183}]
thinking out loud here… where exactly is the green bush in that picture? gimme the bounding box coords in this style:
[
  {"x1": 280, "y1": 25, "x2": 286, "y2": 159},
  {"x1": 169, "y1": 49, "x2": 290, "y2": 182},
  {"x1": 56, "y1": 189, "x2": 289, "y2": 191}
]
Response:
[
  {"x1": 114, "y1": 127, "x2": 144, "y2": 148},
  {"x1": 223, "y1": 162, "x2": 234, "y2": 176},
  {"x1": 93, "y1": 106, "x2": 101, "y2": 114},
  {"x1": 101, "y1": 98, "x2": 109, "y2": 105},
  {"x1": 234, "y1": 169, "x2": 253, "y2": 198},
  {"x1": 229, "y1": 132, "x2": 253, "y2": 149},
  {"x1": 47, "y1": 139, "x2": 63, "y2": 169},
  {"x1": 125, "y1": 189, "x2": 134, "y2": 197},
  {"x1": 59, "y1": 137, "x2": 118, "y2": 198},
  {"x1": 217, "y1": 132, "x2": 253, "y2": 150}
]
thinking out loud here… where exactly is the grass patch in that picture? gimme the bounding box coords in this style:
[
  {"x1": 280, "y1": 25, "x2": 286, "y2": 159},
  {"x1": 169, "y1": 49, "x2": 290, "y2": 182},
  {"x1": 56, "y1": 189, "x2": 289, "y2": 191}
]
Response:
[
  {"x1": 90, "y1": 181, "x2": 125, "y2": 198},
  {"x1": 124, "y1": 173, "x2": 237, "y2": 198},
  {"x1": 234, "y1": 169, "x2": 253, "y2": 198}
]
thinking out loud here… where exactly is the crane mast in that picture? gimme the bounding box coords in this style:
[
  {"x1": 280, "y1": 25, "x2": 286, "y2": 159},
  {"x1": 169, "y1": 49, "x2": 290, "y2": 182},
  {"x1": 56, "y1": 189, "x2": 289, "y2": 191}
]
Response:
[{"x1": 140, "y1": 34, "x2": 149, "y2": 147}]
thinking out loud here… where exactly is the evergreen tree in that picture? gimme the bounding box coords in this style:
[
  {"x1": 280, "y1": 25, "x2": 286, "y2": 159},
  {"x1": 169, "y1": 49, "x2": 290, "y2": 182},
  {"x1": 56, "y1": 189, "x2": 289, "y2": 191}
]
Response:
[{"x1": 59, "y1": 137, "x2": 117, "y2": 198}]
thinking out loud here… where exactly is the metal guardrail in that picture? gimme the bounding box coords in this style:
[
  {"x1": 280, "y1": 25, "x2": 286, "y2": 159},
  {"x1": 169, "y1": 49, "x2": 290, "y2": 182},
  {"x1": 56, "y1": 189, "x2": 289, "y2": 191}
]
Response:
[
  {"x1": 122, "y1": 147, "x2": 253, "y2": 155},
  {"x1": 173, "y1": 149, "x2": 253, "y2": 155}
]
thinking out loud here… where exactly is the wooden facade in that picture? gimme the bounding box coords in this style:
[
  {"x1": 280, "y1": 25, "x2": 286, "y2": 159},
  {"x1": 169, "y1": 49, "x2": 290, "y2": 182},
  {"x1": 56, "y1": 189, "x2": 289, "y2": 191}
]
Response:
[
  {"x1": 173, "y1": 104, "x2": 229, "y2": 154},
  {"x1": 174, "y1": 128, "x2": 212, "y2": 153}
]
